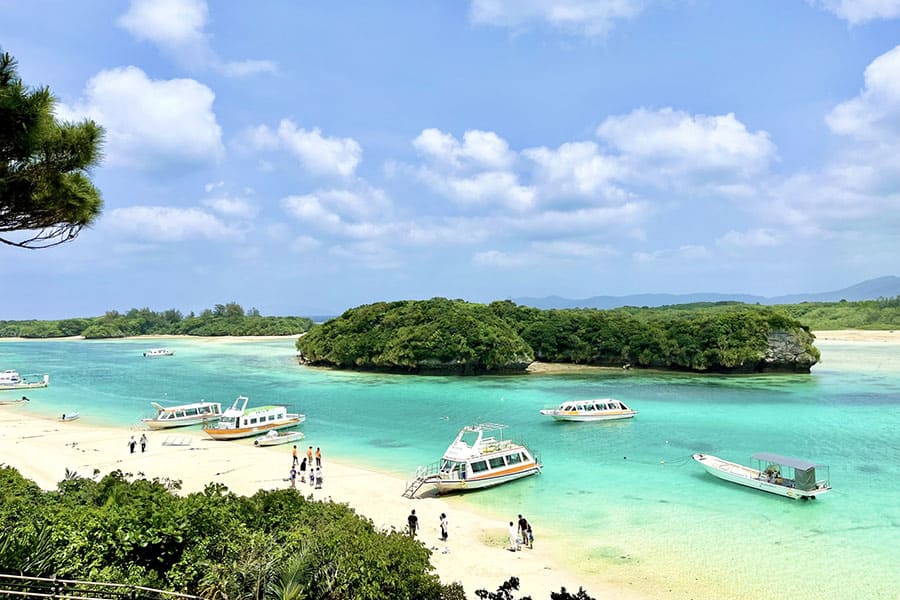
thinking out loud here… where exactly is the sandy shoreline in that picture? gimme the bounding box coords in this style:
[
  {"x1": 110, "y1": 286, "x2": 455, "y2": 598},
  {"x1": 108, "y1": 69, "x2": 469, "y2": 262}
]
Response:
[{"x1": 0, "y1": 408, "x2": 646, "y2": 600}]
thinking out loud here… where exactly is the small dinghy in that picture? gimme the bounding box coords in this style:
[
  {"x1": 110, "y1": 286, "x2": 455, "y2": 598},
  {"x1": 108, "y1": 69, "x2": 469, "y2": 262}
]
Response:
[
  {"x1": 59, "y1": 412, "x2": 81, "y2": 422},
  {"x1": 254, "y1": 429, "x2": 305, "y2": 447}
]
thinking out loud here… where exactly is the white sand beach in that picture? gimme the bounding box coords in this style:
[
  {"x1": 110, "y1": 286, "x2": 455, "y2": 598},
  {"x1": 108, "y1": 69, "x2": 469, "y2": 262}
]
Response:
[
  {"x1": 811, "y1": 329, "x2": 900, "y2": 342},
  {"x1": 0, "y1": 408, "x2": 646, "y2": 600}
]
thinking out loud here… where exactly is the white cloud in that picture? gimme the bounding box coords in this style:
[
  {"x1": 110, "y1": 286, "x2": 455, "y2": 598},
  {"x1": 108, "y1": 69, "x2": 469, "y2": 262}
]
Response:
[
  {"x1": 814, "y1": 0, "x2": 900, "y2": 24},
  {"x1": 442, "y1": 171, "x2": 536, "y2": 211},
  {"x1": 524, "y1": 141, "x2": 626, "y2": 200},
  {"x1": 202, "y1": 195, "x2": 258, "y2": 219},
  {"x1": 473, "y1": 249, "x2": 531, "y2": 267},
  {"x1": 531, "y1": 240, "x2": 617, "y2": 258},
  {"x1": 633, "y1": 244, "x2": 710, "y2": 263},
  {"x1": 56, "y1": 66, "x2": 224, "y2": 169},
  {"x1": 596, "y1": 108, "x2": 776, "y2": 184},
  {"x1": 117, "y1": 0, "x2": 276, "y2": 76},
  {"x1": 413, "y1": 128, "x2": 515, "y2": 170},
  {"x1": 105, "y1": 206, "x2": 241, "y2": 241},
  {"x1": 282, "y1": 195, "x2": 343, "y2": 229},
  {"x1": 469, "y1": 0, "x2": 648, "y2": 37},
  {"x1": 244, "y1": 120, "x2": 362, "y2": 177},
  {"x1": 826, "y1": 45, "x2": 900, "y2": 141}
]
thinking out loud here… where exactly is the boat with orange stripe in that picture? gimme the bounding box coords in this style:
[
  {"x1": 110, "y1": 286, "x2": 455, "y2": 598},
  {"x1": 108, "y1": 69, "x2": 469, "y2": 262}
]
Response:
[
  {"x1": 402, "y1": 423, "x2": 541, "y2": 497},
  {"x1": 204, "y1": 395, "x2": 305, "y2": 441},
  {"x1": 539, "y1": 398, "x2": 637, "y2": 422}
]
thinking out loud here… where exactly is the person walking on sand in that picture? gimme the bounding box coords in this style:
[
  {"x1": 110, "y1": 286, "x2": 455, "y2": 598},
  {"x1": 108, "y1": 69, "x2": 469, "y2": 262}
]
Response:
[
  {"x1": 299, "y1": 457, "x2": 307, "y2": 483},
  {"x1": 127, "y1": 435, "x2": 137, "y2": 454},
  {"x1": 292, "y1": 445, "x2": 299, "y2": 467},
  {"x1": 315, "y1": 447, "x2": 322, "y2": 467},
  {"x1": 289, "y1": 465, "x2": 297, "y2": 488},
  {"x1": 440, "y1": 513, "x2": 448, "y2": 541},
  {"x1": 526, "y1": 522, "x2": 534, "y2": 549},
  {"x1": 139, "y1": 433, "x2": 148, "y2": 453},
  {"x1": 508, "y1": 521, "x2": 519, "y2": 551},
  {"x1": 407, "y1": 509, "x2": 419, "y2": 537}
]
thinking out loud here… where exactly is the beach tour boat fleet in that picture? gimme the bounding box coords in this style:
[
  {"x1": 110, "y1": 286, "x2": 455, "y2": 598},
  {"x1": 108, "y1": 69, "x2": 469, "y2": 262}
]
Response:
[
  {"x1": 693, "y1": 453, "x2": 831, "y2": 500},
  {"x1": 539, "y1": 398, "x2": 637, "y2": 422},
  {"x1": 0, "y1": 370, "x2": 49, "y2": 391},
  {"x1": 142, "y1": 400, "x2": 223, "y2": 429},
  {"x1": 143, "y1": 348, "x2": 174, "y2": 357},
  {"x1": 254, "y1": 430, "x2": 305, "y2": 447},
  {"x1": 204, "y1": 395, "x2": 305, "y2": 441},
  {"x1": 403, "y1": 423, "x2": 541, "y2": 498}
]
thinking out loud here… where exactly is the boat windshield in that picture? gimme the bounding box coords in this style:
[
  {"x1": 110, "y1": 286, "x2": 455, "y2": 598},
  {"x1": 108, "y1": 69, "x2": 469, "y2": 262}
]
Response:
[{"x1": 218, "y1": 416, "x2": 236, "y2": 426}]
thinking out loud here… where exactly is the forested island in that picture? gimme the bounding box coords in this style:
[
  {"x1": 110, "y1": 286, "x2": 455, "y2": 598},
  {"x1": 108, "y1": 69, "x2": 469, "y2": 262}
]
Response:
[
  {"x1": 0, "y1": 303, "x2": 312, "y2": 338},
  {"x1": 296, "y1": 298, "x2": 821, "y2": 375}
]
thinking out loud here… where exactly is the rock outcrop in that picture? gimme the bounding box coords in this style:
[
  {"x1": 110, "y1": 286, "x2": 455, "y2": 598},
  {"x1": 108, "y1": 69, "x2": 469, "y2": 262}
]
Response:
[{"x1": 762, "y1": 329, "x2": 820, "y2": 372}]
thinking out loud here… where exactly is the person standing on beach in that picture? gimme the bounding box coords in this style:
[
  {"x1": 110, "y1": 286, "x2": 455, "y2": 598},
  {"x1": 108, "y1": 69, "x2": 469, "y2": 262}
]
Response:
[
  {"x1": 407, "y1": 509, "x2": 419, "y2": 537},
  {"x1": 508, "y1": 521, "x2": 519, "y2": 551},
  {"x1": 139, "y1": 433, "x2": 148, "y2": 453},
  {"x1": 299, "y1": 457, "x2": 307, "y2": 483},
  {"x1": 440, "y1": 513, "x2": 448, "y2": 541},
  {"x1": 315, "y1": 447, "x2": 322, "y2": 467},
  {"x1": 289, "y1": 466, "x2": 297, "y2": 488},
  {"x1": 314, "y1": 465, "x2": 323, "y2": 489},
  {"x1": 307, "y1": 446, "x2": 313, "y2": 464},
  {"x1": 127, "y1": 436, "x2": 137, "y2": 454},
  {"x1": 526, "y1": 522, "x2": 534, "y2": 549},
  {"x1": 517, "y1": 514, "x2": 529, "y2": 545},
  {"x1": 308, "y1": 465, "x2": 315, "y2": 489},
  {"x1": 292, "y1": 445, "x2": 299, "y2": 467}
]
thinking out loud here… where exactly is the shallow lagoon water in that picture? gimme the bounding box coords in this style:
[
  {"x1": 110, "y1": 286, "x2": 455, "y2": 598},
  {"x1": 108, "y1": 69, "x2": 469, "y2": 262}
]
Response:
[{"x1": 1, "y1": 338, "x2": 898, "y2": 599}]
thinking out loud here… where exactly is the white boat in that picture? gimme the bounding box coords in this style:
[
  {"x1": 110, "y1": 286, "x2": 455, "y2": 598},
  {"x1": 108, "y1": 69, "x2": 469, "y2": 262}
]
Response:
[
  {"x1": 143, "y1": 348, "x2": 174, "y2": 357},
  {"x1": 59, "y1": 412, "x2": 80, "y2": 422},
  {"x1": 539, "y1": 398, "x2": 637, "y2": 422},
  {"x1": 692, "y1": 453, "x2": 831, "y2": 500},
  {"x1": 403, "y1": 423, "x2": 541, "y2": 497},
  {"x1": 254, "y1": 429, "x2": 305, "y2": 447},
  {"x1": 0, "y1": 370, "x2": 49, "y2": 391},
  {"x1": 142, "y1": 400, "x2": 223, "y2": 430},
  {"x1": 204, "y1": 396, "x2": 305, "y2": 441}
]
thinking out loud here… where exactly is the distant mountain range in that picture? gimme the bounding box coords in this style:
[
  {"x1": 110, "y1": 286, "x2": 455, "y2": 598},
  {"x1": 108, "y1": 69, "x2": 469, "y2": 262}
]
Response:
[{"x1": 512, "y1": 276, "x2": 900, "y2": 310}]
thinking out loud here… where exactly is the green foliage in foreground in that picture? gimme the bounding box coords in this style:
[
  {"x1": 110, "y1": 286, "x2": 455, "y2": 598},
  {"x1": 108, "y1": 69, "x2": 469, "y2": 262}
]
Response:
[
  {"x1": 297, "y1": 298, "x2": 818, "y2": 374},
  {"x1": 777, "y1": 296, "x2": 900, "y2": 330},
  {"x1": 0, "y1": 303, "x2": 313, "y2": 338},
  {"x1": 0, "y1": 467, "x2": 441, "y2": 599}
]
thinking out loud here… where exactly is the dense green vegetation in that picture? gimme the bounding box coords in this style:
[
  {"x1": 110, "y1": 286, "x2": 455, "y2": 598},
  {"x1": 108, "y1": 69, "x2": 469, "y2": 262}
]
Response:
[
  {"x1": 297, "y1": 298, "x2": 819, "y2": 374},
  {"x1": 778, "y1": 296, "x2": 900, "y2": 330},
  {"x1": 0, "y1": 466, "x2": 441, "y2": 599},
  {"x1": 297, "y1": 299, "x2": 534, "y2": 374},
  {"x1": 0, "y1": 303, "x2": 313, "y2": 338}
]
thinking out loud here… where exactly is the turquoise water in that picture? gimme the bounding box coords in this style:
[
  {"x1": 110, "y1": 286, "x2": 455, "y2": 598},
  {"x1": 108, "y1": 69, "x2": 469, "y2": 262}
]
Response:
[{"x1": 2, "y1": 338, "x2": 898, "y2": 599}]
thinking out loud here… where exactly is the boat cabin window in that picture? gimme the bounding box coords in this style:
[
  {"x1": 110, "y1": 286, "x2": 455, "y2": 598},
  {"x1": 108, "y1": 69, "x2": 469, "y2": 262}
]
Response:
[
  {"x1": 608, "y1": 402, "x2": 619, "y2": 409},
  {"x1": 269, "y1": 415, "x2": 276, "y2": 421},
  {"x1": 219, "y1": 416, "x2": 236, "y2": 425},
  {"x1": 507, "y1": 453, "x2": 521, "y2": 465},
  {"x1": 471, "y1": 460, "x2": 488, "y2": 473},
  {"x1": 440, "y1": 460, "x2": 465, "y2": 475},
  {"x1": 563, "y1": 404, "x2": 574, "y2": 411},
  {"x1": 488, "y1": 457, "x2": 506, "y2": 469}
]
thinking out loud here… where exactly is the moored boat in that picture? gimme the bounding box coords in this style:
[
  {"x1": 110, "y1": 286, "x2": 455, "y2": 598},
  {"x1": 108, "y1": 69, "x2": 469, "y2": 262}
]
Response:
[
  {"x1": 254, "y1": 430, "x2": 305, "y2": 447},
  {"x1": 403, "y1": 423, "x2": 541, "y2": 497},
  {"x1": 204, "y1": 396, "x2": 305, "y2": 441},
  {"x1": 59, "y1": 412, "x2": 81, "y2": 422},
  {"x1": 143, "y1": 348, "x2": 174, "y2": 357},
  {"x1": 692, "y1": 453, "x2": 831, "y2": 499},
  {"x1": 0, "y1": 370, "x2": 49, "y2": 391},
  {"x1": 142, "y1": 400, "x2": 223, "y2": 429},
  {"x1": 539, "y1": 398, "x2": 637, "y2": 422}
]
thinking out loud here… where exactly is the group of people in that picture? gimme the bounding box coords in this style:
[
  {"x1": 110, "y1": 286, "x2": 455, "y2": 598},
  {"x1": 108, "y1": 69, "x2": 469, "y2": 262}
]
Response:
[
  {"x1": 126, "y1": 433, "x2": 148, "y2": 454},
  {"x1": 289, "y1": 444, "x2": 323, "y2": 489},
  {"x1": 508, "y1": 514, "x2": 533, "y2": 551},
  {"x1": 406, "y1": 509, "x2": 449, "y2": 542}
]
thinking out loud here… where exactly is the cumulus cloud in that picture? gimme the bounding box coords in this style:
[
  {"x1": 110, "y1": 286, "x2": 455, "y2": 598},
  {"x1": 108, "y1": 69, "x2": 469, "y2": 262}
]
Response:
[
  {"x1": 469, "y1": 0, "x2": 648, "y2": 37},
  {"x1": 105, "y1": 206, "x2": 241, "y2": 241},
  {"x1": 524, "y1": 141, "x2": 626, "y2": 200},
  {"x1": 56, "y1": 66, "x2": 224, "y2": 169},
  {"x1": 281, "y1": 183, "x2": 391, "y2": 239},
  {"x1": 826, "y1": 45, "x2": 900, "y2": 141},
  {"x1": 202, "y1": 195, "x2": 258, "y2": 219},
  {"x1": 242, "y1": 120, "x2": 362, "y2": 178},
  {"x1": 413, "y1": 128, "x2": 515, "y2": 170},
  {"x1": 596, "y1": 108, "x2": 776, "y2": 184},
  {"x1": 814, "y1": 0, "x2": 900, "y2": 24},
  {"x1": 117, "y1": 0, "x2": 276, "y2": 76}
]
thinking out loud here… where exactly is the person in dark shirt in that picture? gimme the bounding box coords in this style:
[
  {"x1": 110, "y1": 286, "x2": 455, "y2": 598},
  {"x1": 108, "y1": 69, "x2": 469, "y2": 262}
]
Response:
[{"x1": 407, "y1": 509, "x2": 419, "y2": 537}]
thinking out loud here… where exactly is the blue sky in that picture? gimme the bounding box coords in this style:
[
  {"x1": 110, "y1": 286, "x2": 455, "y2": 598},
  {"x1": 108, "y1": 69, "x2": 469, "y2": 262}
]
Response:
[{"x1": 2, "y1": 0, "x2": 899, "y2": 318}]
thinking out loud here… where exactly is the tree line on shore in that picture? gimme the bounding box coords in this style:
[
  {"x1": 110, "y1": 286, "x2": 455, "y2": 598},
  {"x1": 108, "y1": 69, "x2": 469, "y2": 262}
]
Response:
[
  {"x1": 296, "y1": 298, "x2": 821, "y2": 374},
  {"x1": 0, "y1": 303, "x2": 313, "y2": 338},
  {"x1": 0, "y1": 466, "x2": 590, "y2": 600}
]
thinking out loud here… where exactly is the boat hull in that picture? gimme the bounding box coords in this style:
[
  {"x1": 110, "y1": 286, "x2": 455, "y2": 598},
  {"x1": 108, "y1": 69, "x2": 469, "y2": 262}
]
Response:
[
  {"x1": 142, "y1": 415, "x2": 221, "y2": 430},
  {"x1": 540, "y1": 410, "x2": 636, "y2": 422},
  {"x1": 205, "y1": 417, "x2": 303, "y2": 440},
  {"x1": 254, "y1": 431, "x2": 305, "y2": 446},
  {"x1": 692, "y1": 454, "x2": 830, "y2": 499},
  {"x1": 59, "y1": 413, "x2": 80, "y2": 422},
  {"x1": 427, "y1": 464, "x2": 541, "y2": 494}
]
